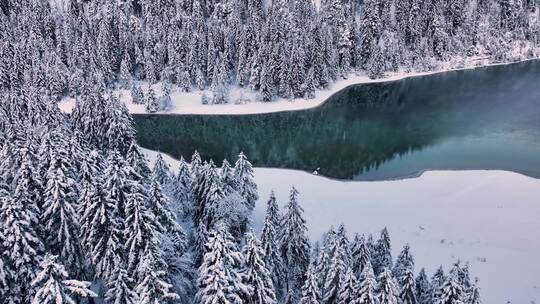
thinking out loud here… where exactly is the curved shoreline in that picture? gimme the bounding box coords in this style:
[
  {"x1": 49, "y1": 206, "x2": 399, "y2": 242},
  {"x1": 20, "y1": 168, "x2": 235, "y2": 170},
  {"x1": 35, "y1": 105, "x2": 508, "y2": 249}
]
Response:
[
  {"x1": 140, "y1": 147, "x2": 539, "y2": 183},
  {"x1": 59, "y1": 57, "x2": 540, "y2": 116}
]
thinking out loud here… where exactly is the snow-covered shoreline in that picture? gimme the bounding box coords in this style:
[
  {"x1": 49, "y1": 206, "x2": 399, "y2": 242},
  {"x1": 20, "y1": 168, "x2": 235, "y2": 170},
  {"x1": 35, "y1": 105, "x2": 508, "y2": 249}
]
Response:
[
  {"x1": 142, "y1": 148, "x2": 540, "y2": 304},
  {"x1": 59, "y1": 57, "x2": 540, "y2": 116}
]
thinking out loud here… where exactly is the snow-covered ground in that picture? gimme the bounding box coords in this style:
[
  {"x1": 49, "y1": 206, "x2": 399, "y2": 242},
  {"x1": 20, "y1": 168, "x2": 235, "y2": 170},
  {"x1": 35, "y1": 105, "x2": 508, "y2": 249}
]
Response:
[
  {"x1": 59, "y1": 57, "x2": 540, "y2": 116},
  {"x1": 142, "y1": 148, "x2": 540, "y2": 304}
]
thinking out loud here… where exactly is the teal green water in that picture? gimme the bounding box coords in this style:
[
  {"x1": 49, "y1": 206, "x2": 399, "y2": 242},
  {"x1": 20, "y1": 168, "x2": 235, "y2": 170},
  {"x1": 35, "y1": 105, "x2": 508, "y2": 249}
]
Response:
[{"x1": 134, "y1": 60, "x2": 540, "y2": 180}]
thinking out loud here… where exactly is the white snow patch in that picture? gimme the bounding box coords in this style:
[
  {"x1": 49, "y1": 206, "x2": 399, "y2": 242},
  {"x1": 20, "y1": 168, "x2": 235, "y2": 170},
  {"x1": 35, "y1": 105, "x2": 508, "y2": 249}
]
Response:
[
  {"x1": 58, "y1": 57, "x2": 540, "y2": 116},
  {"x1": 142, "y1": 148, "x2": 540, "y2": 304}
]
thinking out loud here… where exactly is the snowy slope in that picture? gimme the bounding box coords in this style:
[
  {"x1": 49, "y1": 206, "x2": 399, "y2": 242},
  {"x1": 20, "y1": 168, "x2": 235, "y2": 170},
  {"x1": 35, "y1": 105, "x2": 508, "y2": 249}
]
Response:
[
  {"x1": 142, "y1": 148, "x2": 540, "y2": 304},
  {"x1": 59, "y1": 58, "x2": 540, "y2": 116}
]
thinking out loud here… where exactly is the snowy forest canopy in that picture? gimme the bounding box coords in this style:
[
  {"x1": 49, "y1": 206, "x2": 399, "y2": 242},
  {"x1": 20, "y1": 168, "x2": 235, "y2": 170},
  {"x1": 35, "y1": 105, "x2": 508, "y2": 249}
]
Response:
[
  {"x1": 0, "y1": 0, "x2": 517, "y2": 302},
  {"x1": 0, "y1": 103, "x2": 482, "y2": 304},
  {"x1": 0, "y1": 74, "x2": 481, "y2": 303},
  {"x1": 0, "y1": 0, "x2": 539, "y2": 108}
]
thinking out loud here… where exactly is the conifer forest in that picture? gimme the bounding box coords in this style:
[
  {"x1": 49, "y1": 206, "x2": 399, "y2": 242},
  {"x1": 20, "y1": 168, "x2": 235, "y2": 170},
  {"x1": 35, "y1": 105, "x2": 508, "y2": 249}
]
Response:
[{"x1": 1, "y1": 0, "x2": 540, "y2": 303}]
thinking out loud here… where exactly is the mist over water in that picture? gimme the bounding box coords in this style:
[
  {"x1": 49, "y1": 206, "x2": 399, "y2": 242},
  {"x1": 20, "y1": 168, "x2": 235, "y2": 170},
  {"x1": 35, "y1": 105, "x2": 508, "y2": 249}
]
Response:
[{"x1": 135, "y1": 60, "x2": 540, "y2": 180}]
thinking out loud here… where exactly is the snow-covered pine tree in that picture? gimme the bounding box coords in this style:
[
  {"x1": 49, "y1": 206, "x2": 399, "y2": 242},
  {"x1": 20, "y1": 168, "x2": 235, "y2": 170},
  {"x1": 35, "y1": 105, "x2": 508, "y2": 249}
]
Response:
[
  {"x1": 211, "y1": 55, "x2": 230, "y2": 105},
  {"x1": 135, "y1": 249, "x2": 179, "y2": 304},
  {"x1": 147, "y1": 177, "x2": 181, "y2": 233},
  {"x1": 357, "y1": 261, "x2": 377, "y2": 304},
  {"x1": 124, "y1": 177, "x2": 161, "y2": 277},
  {"x1": 0, "y1": 188, "x2": 9, "y2": 297},
  {"x1": 104, "y1": 267, "x2": 138, "y2": 304},
  {"x1": 279, "y1": 186, "x2": 311, "y2": 293},
  {"x1": 260, "y1": 191, "x2": 284, "y2": 292},
  {"x1": 435, "y1": 265, "x2": 465, "y2": 304},
  {"x1": 31, "y1": 254, "x2": 96, "y2": 304},
  {"x1": 466, "y1": 278, "x2": 481, "y2": 304},
  {"x1": 373, "y1": 227, "x2": 392, "y2": 275},
  {"x1": 455, "y1": 261, "x2": 472, "y2": 294},
  {"x1": 242, "y1": 232, "x2": 277, "y2": 304},
  {"x1": 120, "y1": 52, "x2": 132, "y2": 88},
  {"x1": 13, "y1": 144, "x2": 43, "y2": 215},
  {"x1": 376, "y1": 267, "x2": 399, "y2": 304},
  {"x1": 161, "y1": 83, "x2": 172, "y2": 111},
  {"x1": 415, "y1": 268, "x2": 431, "y2": 304},
  {"x1": 195, "y1": 223, "x2": 251, "y2": 304},
  {"x1": 220, "y1": 159, "x2": 236, "y2": 192},
  {"x1": 0, "y1": 150, "x2": 44, "y2": 302},
  {"x1": 337, "y1": 267, "x2": 359, "y2": 304},
  {"x1": 171, "y1": 156, "x2": 193, "y2": 216},
  {"x1": 233, "y1": 152, "x2": 258, "y2": 211},
  {"x1": 42, "y1": 154, "x2": 82, "y2": 275},
  {"x1": 131, "y1": 85, "x2": 144, "y2": 104},
  {"x1": 145, "y1": 87, "x2": 159, "y2": 113},
  {"x1": 399, "y1": 268, "x2": 418, "y2": 304},
  {"x1": 336, "y1": 223, "x2": 351, "y2": 266},
  {"x1": 126, "y1": 143, "x2": 152, "y2": 182},
  {"x1": 351, "y1": 234, "x2": 371, "y2": 278},
  {"x1": 315, "y1": 227, "x2": 337, "y2": 290},
  {"x1": 146, "y1": 175, "x2": 188, "y2": 263},
  {"x1": 193, "y1": 162, "x2": 224, "y2": 255},
  {"x1": 78, "y1": 179, "x2": 123, "y2": 280},
  {"x1": 104, "y1": 151, "x2": 133, "y2": 218},
  {"x1": 366, "y1": 41, "x2": 385, "y2": 79},
  {"x1": 80, "y1": 149, "x2": 104, "y2": 186},
  {"x1": 299, "y1": 265, "x2": 322, "y2": 304},
  {"x1": 322, "y1": 235, "x2": 348, "y2": 304},
  {"x1": 190, "y1": 150, "x2": 203, "y2": 183},
  {"x1": 153, "y1": 153, "x2": 173, "y2": 188},
  {"x1": 429, "y1": 266, "x2": 447, "y2": 303},
  {"x1": 105, "y1": 94, "x2": 135, "y2": 155},
  {"x1": 393, "y1": 243, "x2": 415, "y2": 287}
]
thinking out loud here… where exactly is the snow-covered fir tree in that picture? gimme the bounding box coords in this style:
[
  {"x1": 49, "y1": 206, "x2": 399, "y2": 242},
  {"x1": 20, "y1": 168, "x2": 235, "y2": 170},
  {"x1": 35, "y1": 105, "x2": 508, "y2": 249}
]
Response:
[
  {"x1": 171, "y1": 156, "x2": 193, "y2": 216},
  {"x1": 393, "y1": 244, "x2": 415, "y2": 287},
  {"x1": 435, "y1": 265, "x2": 466, "y2": 304},
  {"x1": 42, "y1": 154, "x2": 82, "y2": 274},
  {"x1": 352, "y1": 234, "x2": 372, "y2": 278},
  {"x1": 279, "y1": 187, "x2": 311, "y2": 294},
  {"x1": 416, "y1": 268, "x2": 432, "y2": 304},
  {"x1": 145, "y1": 88, "x2": 159, "y2": 113},
  {"x1": 260, "y1": 191, "x2": 284, "y2": 295},
  {"x1": 234, "y1": 152, "x2": 259, "y2": 210},
  {"x1": 357, "y1": 261, "x2": 378, "y2": 304},
  {"x1": 322, "y1": 233, "x2": 349, "y2": 304},
  {"x1": 0, "y1": 149, "x2": 44, "y2": 302},
  {"x1": 337, "y1": 267, "x2": 359, "y2": 304},
  {"x1": 195, "y1": 223, "x2": 250, "y2": 304},
  {"x1": 135, "y1": 250, "x2": 179, "y2": 304},
  {"x1": 466, "y1": 278, "x2": 482, "y2": 304},
  {"x1": 104, "y1": 267, "x2": 139, "y2": 304},
  {"x1": 299, "y1": 265, "x2": 322, "y2": 304},
  {"x1": 31, "y1": 254, "x2": 96, "y2": 304},
  {"x1": 373, "y1": 227, "x2": 393, "y2": 275},
  {"x1": 153, "y1": 153, "x2": 173, "y2": 188},
  {"x1": 377, "y1": 267, "x2": 400, "y2": 304},
  {"x1": 242, "y1": 232, "x2": 277, "y2": 304},
  {"x1": 399, "y1": 268, "x2": 418, "y2": 304}
]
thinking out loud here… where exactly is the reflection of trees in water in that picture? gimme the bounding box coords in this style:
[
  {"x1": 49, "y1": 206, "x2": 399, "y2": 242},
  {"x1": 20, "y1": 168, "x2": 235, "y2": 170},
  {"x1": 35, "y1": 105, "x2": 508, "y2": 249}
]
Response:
[
  {"x1": 133, "y1": 99, "x2": 440, "y2": 179},
  {"x1": 134, "y1": 60, "x2": 540, "y2": 180}
]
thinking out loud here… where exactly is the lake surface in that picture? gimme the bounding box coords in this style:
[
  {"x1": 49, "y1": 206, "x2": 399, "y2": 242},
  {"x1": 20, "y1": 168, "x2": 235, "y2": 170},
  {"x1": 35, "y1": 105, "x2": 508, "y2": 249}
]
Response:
[{"x1": 134, "y1": 60, "x2": 540, "y2": 180}]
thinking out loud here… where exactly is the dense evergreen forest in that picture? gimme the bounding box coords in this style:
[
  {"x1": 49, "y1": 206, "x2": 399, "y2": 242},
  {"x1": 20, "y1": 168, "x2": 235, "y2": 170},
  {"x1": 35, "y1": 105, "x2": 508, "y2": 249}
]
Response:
[
  {"x1": 0, "y1": 86, "x2": 482, "y2": 303},
  {"x1": 1, "y1": 0, "x2": 521, "y2": 302},
  {"x1": 0, "y1": 0, "x2": 539, "y2": 109}
]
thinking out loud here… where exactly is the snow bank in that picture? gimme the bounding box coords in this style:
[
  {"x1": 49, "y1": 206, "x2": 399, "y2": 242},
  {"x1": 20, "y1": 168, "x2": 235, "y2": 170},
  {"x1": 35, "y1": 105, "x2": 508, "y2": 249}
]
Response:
[
  {"x1": 58, "y1": 57, "x2": 540, "y2": 116},
  {"x1": 142, "y1": 148, "x2": 540, "y2": 304}
]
